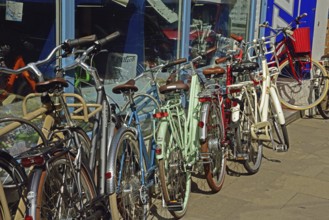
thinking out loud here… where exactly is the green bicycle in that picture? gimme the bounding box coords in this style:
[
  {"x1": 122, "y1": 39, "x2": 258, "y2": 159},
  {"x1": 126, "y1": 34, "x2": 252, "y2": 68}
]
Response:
[{"x1": 153, "y1": 57, "x2": 209, "y2": 218}]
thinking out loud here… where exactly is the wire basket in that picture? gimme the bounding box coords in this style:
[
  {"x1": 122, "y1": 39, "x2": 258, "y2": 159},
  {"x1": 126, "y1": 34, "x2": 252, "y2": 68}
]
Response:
[{"x1": 290, "y1": 27, "x2": 311, "y2": 54}]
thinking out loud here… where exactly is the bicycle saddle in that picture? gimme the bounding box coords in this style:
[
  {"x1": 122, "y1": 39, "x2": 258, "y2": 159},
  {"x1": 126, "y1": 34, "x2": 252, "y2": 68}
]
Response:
[
  {"x1": 159, "y1": 80, "x2": 189, "y2": 94},
  {"x1": 232, "y1": 61, "x2": 259, "y2": 73},
  {"x1": 112, "y1": 79, "x2": 138, "y2": 94},
  {"x1": 202, "y1": 67, "x2": 226, "y2": 78},
  {"x1": 35, "y1": 78, "x2": 68, "y2": 93}
]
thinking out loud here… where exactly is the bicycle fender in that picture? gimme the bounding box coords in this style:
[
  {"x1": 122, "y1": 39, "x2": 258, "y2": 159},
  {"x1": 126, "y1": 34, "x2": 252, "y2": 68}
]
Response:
[
  {"x1": 106, "y1": 126, "x2": 137, "y2": 195},
  {"x1": 269, "y1": 87, "x2": 285, "y2": 124},
  {"x1": 155, "y1": 120, "x2": 169, "y2": 160},
  {"x1": 199, "y1": 103, "x2": 210, "y2": 143},
  {"x1": 25, "y1": 168, "x2": 43, "y2": 219}
]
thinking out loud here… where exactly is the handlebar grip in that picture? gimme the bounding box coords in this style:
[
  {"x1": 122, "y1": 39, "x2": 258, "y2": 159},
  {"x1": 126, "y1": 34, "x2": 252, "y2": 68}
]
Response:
[
  {"x1": 215, "y1": 57, "x2": 228, "y2": 64},
  {"x1": 95, "y1": 31, "x2": 121, "y2": 47},
  {"x1": 205, "y1": 46, "x2": 217, "y2": 55},
  {"x1": 230, "y1": 33, "x2": 243, "y2": 42},
  {"x1": 296, "y1": 13, "x2": 307, "y2": 23},
  {"x1": 163, "y1": 58, "x2": 187, "y2": 69},
  {"x1": 64, "y1": 34, "x2": 97, "y2": 49}
]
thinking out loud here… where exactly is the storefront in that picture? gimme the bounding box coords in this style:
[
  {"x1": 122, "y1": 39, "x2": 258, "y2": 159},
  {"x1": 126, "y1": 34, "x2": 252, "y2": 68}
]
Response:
[{"x1": 0, "y1": 0, "x2": 256, "y2": 104}]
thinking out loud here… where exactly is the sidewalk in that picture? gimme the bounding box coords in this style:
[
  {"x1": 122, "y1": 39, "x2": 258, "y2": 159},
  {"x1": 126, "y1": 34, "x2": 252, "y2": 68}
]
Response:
[{"x1": 183, "y1": 114, "x2": 329, "y2": 220}]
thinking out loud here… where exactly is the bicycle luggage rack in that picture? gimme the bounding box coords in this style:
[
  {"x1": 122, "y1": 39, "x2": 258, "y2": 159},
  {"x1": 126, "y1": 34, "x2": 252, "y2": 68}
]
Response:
[{"x1": 22, "y1": 93, "x2": 102, "y2": 122}]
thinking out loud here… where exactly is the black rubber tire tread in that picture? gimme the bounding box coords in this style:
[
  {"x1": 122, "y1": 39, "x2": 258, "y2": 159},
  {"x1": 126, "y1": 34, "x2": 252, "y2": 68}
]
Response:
[
  {"x1": 201, "y1": 102, "x2": 226, "y2": 193},
  {"x1": 157, "y1": 120, "x2": 190, "y2": 219},
  {"x1": 108, "y1": 128, "x2": 146, "y2": 220}
]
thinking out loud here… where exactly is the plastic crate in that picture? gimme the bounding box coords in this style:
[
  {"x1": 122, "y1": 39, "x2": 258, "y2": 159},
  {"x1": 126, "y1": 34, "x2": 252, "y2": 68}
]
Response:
[{"x1": 290, "y1": 27, "x2": 311, "y2": 54}]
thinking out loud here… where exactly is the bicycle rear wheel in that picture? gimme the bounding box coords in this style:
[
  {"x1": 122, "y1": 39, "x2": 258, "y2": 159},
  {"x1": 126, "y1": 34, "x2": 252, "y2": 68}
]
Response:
[
  {"x1": 200, "y1": 101, "x2": 226, "y2": 193},
  {"x1": 158, "y1": 121, "x2": 190, "y2": 219},
  {"x1": 33, "y1": 152, "x2": 96, "y2": 219},
  {"x1": 108, "y1": 127, "x2": 146, "y2": 220},
  {"x1": 275, "y1": 59, "x2": 329, "y2": 110}
]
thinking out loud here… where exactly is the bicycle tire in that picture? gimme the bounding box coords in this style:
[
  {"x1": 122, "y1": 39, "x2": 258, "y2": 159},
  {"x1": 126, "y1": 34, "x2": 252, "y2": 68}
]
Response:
[
  {"x1": 317, "y1": 91, "x2": 329, "y2": 119},
  {"x1": 268, "y1": 101, "x2": 289, "y2": 149},
  {"x1": 0, "y1": 150, "x2": 27, "y2": 218},
  {"x1": 108, "y1": 127, "x2": 146, "y2": 220},
  {"x1": 240, "y1": 90, "x2": 263, "y2": 174},
  {"x1": 33, "y1": 152, "x2": 96, "y2": 219},
  {"x1": 275, "y1": 59, "x2": 329, "y2": 110},
  {"x1": 200, "y1": 102, "x2": 226, "y2": 193},
  {"x1": 157, "y1": 120, "x2": 190, "y2": 219}
]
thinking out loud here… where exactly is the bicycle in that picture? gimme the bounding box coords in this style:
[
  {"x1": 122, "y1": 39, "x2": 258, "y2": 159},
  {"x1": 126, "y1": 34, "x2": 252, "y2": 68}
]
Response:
[
  {"x1": 107, "y1": 58, "x2": 187, "y2": 219},
  {"x1": 0, "y1": 33, "x2": 120, "y2": 219},
  {"x1": 0, "y1": 116, "x2": 66, "y2": 220},
  {"x1": 263, "y1": 13, "x2": 329, "y2": 110},
  {"x1": 245, "y1": 29, "x2": 289, "y2": 152},
  {"x1": 203, "y1": 39, "x2": 263, "y2": 176},
  {"x1": 152, "y1": 55, "x2": 230, "y2": 218}
]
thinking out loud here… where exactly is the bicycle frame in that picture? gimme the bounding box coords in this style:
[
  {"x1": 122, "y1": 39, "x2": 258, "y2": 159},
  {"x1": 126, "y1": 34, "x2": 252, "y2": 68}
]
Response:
[{"x1": 156, "y1": 61, "x2": 201, "y2": 164}]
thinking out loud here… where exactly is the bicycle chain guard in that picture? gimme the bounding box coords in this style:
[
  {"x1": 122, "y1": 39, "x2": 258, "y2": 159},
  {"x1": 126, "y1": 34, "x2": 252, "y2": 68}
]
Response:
[{"x1": 251, "y1": 121, "x2": 271, "y2": 141}]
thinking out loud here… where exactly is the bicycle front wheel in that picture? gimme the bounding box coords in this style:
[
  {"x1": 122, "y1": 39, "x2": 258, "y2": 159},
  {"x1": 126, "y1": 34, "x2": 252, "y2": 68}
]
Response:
[
  {"x1": 158, "y1": 121, "x2": 190, "y2": 219},
  {"x1": 275, "y1": 59, "x2": 329, "y2": 110},
  {"x1": 200, "y1": 102, "x2": 226, "y2": 193},
  {"x1": 268, "y1": 101, "x2": 289, "y2": 150},
  {"x1": 240, "y1": 90, "x2": 263, "y2": 174},
  {"x1": 34, "y1": 153, "x2": 96, "y2": 219},
  {"x1": 108, "y1": 128, "x2": 146, "y2": 220}
]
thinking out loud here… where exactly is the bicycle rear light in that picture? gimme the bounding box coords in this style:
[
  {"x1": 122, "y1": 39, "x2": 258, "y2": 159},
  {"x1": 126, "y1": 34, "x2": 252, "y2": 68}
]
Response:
[
  {"x1": 198, "y1": 121, "x2": 204, "y2": 128},
  {"x1": 155, "y1": 146, "x2": 162, "y2": 155},
  {"x1": 198, "y1": 97, "x2": 212, "y2": 103},
  {"x1": 21, "y1": 155, "x2": 45, "y2": 168},
  {"x1": 105, "y1": 172, "x2": 112, "y2": 179},
  {"x1": 153, "y1": 112, "x2": 168, "y2": 118},
  {"x1": 25, "y1": 216, "x2": 33, "y2": 220}
]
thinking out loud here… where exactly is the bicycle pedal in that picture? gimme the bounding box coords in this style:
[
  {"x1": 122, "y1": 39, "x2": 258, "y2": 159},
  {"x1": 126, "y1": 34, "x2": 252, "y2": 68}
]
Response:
[
  {"x1": 274, "y1": 144, "x2": 288, "y2": 152},
  {"x1": 235, "y1": 153, "x2": 249, "y2": 160},
  {"x1": 167, "y1": 201, "x2": 183, "y2": 211}
]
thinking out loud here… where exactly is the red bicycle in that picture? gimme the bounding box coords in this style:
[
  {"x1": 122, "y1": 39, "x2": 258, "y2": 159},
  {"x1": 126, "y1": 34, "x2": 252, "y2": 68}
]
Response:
[{"x1": 263, "y1": 13, "x2": 328, "y2": 110}]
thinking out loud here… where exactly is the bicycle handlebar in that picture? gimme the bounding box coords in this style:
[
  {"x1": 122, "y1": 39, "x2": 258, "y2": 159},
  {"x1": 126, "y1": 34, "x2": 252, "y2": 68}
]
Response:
[
  {"x1": 259, "y1": 13, "x2": 308, "y2": 37},
  {"x1": 0, "y1": 34, "x2": 107, "y2": 82}
]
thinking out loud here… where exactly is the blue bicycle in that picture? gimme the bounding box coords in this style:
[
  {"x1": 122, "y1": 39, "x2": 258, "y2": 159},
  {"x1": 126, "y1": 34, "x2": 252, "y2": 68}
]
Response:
[{"x1": 107, "y1": 58, "x2": 186, "y2": 219}]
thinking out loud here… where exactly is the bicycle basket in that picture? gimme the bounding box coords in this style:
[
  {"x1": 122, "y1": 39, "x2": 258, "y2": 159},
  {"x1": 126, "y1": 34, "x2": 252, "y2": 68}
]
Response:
[{"x1": 290, "y1": 27, "x2": 311, "y2": 54}]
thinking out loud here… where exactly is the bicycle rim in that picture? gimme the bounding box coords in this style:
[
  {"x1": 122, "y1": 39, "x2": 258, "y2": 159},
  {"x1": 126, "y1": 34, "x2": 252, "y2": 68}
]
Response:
[
  {"x1": 109, "y1": 129, "x2": 146, "y2": 220},
  {"x1": 275, "y1": 59, "x2": 329, "y2": 110},
  {"x1": 35, "y1": 153, "x2": 96, "y2": 219},
  {"x1": 201, "y1": 102, "x2": 226, "y2": 193},
  {"x1": 158, "y1": 125, "x2": 190, "y2": 219}
]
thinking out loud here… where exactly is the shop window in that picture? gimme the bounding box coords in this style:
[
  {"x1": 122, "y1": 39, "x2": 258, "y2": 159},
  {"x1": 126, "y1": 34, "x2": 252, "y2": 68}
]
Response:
[
  {"x1": 190, "y1": 0, "x2": 251, "y2": 66},
  {"x1": 0, "y1": 1, "x2": 55, "y2": 100}
]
